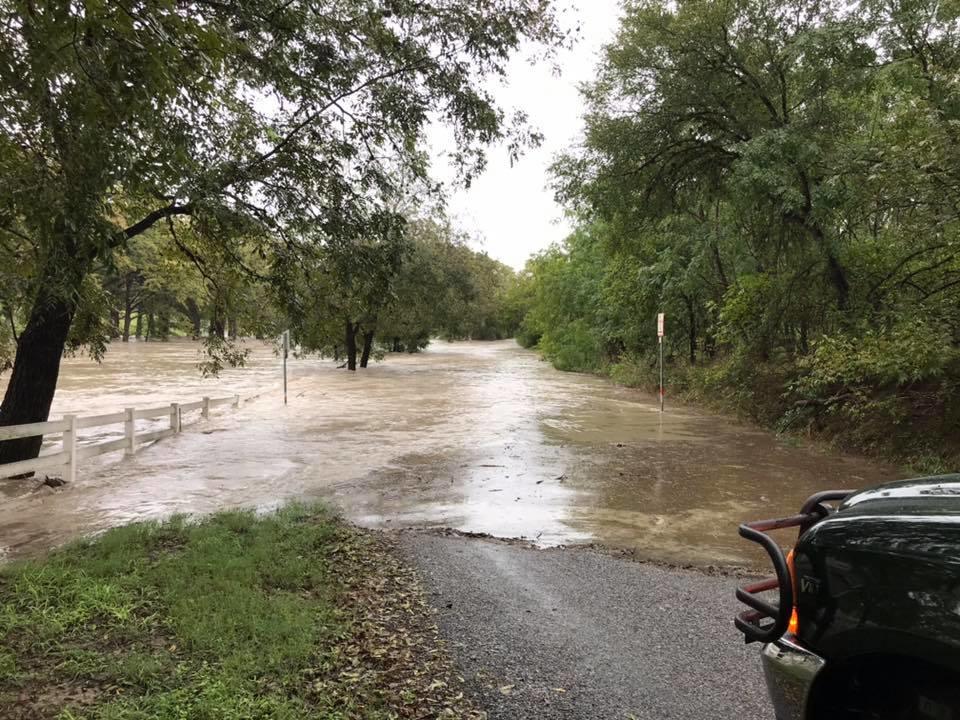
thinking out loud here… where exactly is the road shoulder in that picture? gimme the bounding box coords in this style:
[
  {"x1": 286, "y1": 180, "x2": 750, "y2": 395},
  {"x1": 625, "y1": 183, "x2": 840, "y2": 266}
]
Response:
[{"x1": 399, "y1": 532, "x2": 772, "y2": 720}]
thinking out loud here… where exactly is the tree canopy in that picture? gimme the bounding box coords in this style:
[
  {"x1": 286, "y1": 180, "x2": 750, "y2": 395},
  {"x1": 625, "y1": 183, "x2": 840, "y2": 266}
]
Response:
[
  {"x1": 523, "y1": 0, "x2": 960, "y2": 468},
  {"x1": 0, "y1": 0, "x2": 563, "y2": 463}
]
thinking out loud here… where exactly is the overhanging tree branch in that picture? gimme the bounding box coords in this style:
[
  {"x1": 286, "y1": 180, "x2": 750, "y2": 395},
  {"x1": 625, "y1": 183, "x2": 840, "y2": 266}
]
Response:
[{"x1": 113, "y1": 203, "x2": 194, "y2": 247}]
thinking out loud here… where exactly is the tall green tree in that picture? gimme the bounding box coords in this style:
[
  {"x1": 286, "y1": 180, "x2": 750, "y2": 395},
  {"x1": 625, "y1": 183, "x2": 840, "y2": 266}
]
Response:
[
  {"x1": 0, "y1": 0, "x2": 562, "y2": 464},
  {"x1": 536, "y1": 0, "x2": 960, "y2": 464}
]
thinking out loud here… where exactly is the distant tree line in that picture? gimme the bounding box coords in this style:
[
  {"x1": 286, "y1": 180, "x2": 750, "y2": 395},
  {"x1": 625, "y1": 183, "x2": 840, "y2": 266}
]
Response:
[{"x1": 279, "y1": 217, "x2": 522, "y2": 371}]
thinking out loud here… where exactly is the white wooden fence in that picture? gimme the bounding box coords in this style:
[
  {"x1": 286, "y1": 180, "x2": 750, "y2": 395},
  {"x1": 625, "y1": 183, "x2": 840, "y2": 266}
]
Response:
[{"x1": 0, "y1": 394, "x2": 240, "y2": 481}]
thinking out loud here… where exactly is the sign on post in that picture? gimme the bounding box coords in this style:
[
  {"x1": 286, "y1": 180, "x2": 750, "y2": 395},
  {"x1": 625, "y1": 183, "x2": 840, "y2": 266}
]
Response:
[
  {"x1": 282, "y1": 330, "x2": 290, "y2": 406},
  {"x1": 657, "y1": 313, "x2": 665, "y2": 412}
]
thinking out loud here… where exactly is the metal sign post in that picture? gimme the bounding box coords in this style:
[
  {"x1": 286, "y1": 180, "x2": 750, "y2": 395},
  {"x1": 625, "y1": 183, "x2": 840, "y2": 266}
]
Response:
[
  {"x1": 657, "y1": 313, "x2": 665, "y2": 412},
  {"x1": 282, "y1": 330, "x2": 289, "y2": 406}
]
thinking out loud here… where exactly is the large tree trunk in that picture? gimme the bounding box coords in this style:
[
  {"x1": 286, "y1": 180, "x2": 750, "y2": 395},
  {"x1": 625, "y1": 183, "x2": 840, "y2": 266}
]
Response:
[
  {"x1": 208, "y1": 306, "x2": 225, "y2": 339},
  {"x1": 789, "y1": 209, "x2": 850, "y2": 311},
  {"x1": 228, "y1": 315, "x2": 238, "y2": 340},
  {"x1": 121, "y1": 275, "x2": 133, "y2": 342},
  {"x1": 711, "y1": 242, "x2": 728, "y2": 290},
  {"x1": 344, "y1": 319, "x2": 358, "y2": 371},
  {"x1": 156, "y1": 311, "x2": 171, "y2": 341},
  {"x1": 799, "y1": 317, "x2": 809, "y2": 355},
  {"x1": 121, "y1": 310, "x2": 132, "y2": 342},
  {"x1": 825, "y1": 252, "x2": 850, "y2": 310},
  {"x1": 683, "y1": 294, "x2": 696, "y2": 365},
  {"x1": 146, "y1": 312, "x2": 155, "y2": 341},
  {"x1": 359, "y1": 330, "x2": 374, "y2": 368},
  {"x1": 134, "y1": 312, "x2": 143, "y2": 339},
  {"x1": 183, "y1": 298, "x2": 202, "y2": 338},
  {"x1": 0, "y1": 292, "x2": 76, "y2": 465}
]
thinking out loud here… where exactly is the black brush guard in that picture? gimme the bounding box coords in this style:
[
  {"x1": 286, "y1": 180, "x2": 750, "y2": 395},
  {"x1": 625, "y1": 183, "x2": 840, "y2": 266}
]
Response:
[{"x1": 735, "y1": 490, "x2": 854, "y2": 644}]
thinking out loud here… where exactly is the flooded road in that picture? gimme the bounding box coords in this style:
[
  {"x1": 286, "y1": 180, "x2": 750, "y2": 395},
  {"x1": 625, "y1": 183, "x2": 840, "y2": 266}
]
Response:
[{"x1": 0, "y1": 339, "x2": 901, "y2": 565}]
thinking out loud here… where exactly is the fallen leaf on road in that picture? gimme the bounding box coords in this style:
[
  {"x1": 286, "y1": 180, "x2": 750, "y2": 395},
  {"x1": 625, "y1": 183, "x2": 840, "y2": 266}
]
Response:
[{"x1": 499, "y1": 685, "x2": 514, "y2": 695}]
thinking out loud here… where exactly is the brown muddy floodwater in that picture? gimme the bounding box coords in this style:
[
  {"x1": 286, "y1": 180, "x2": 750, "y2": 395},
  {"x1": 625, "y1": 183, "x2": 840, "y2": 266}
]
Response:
[{"x1": 0, "y1": 339, "x2": 901, "y2": 566}]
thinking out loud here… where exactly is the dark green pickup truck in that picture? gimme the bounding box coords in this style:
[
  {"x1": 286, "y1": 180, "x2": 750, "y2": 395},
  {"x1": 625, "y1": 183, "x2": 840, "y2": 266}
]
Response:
[{"x1": 736, "y1": 475, "x2": 960, "y2": 719}]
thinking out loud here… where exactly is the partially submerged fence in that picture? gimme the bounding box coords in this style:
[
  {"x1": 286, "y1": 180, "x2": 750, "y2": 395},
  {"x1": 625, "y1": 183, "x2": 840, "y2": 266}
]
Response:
[{"x1": 0, "y1": 394, "x2": 240, "y2": 481}]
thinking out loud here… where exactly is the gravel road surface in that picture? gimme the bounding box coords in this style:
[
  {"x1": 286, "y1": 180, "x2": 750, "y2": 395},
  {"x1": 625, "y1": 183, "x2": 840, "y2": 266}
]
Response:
[{"x1": 401, "y1": 534, "x2": 773, "y2": 720}]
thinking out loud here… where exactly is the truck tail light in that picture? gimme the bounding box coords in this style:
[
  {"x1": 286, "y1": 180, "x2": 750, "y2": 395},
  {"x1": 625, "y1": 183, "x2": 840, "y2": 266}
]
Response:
[{"x1": 786, "y1": 549, "x2": 799, "y2": 635}]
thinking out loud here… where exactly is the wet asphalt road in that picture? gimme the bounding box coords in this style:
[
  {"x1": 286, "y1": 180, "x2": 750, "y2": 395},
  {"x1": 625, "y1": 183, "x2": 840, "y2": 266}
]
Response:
[{"x1": 401, "y1": 534, "x2": 772, "y2": 720}]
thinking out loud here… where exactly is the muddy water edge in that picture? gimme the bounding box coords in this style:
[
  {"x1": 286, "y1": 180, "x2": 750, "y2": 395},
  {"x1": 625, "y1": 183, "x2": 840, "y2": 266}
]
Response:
[{"x1": 0, "y1": 339, "x2": 901, "y2": 566}]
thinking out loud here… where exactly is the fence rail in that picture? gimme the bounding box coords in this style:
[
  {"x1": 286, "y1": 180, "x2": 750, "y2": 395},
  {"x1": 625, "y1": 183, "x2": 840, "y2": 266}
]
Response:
[{"x1": 0, "y1": 394, "x2": 240, "y2": 481}]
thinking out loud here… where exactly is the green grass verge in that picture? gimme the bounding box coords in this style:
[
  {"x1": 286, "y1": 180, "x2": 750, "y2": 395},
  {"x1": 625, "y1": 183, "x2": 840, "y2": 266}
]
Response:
[{"x1": 0, "y1": 506, "x2": 479, "y2": 720}]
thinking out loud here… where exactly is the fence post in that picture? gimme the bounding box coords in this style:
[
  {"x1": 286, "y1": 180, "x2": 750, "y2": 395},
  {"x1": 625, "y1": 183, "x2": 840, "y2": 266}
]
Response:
[
  {"x1": 170, "y1": 403, "x2": 181, "y2": 433},
  {"x1": 124, "y1": 408, "x2": 136, "y2": 455},
  {"x1": 202, "y1": 396, "x2": 210, "y2": 420},
  {"x1": 232, "y1": 394, "x2": 240, "y2": 409},
  {"x1": 62, "y1": 414, "x2": 78, "y2": 484}
]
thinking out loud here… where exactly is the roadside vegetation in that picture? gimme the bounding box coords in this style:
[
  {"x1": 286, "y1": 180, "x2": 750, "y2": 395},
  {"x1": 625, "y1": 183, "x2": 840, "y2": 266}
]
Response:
[
  {"x1": 514, "y1": 0, "x2": 960, "y2": 472},
  {"x1": 0, "y1": 505, "x2": 480, "y2": 720}
]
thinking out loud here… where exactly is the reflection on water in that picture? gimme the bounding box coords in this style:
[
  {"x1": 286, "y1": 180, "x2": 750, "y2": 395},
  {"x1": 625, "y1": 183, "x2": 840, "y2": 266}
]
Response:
[{"x1": 0, "y1": 339, "x2": 901, "y2": 566}]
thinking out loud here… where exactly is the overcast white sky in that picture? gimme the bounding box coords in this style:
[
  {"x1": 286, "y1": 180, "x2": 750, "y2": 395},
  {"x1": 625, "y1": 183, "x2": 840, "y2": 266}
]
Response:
[{"x1": 430, "y1": 0, "x2": 622, "y2": 270}]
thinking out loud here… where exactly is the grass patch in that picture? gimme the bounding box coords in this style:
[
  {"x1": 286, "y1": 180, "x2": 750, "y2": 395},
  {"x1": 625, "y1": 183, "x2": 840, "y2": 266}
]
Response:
[{"x1": 0, "y1": 506, "x2": 480, "y2": 720}]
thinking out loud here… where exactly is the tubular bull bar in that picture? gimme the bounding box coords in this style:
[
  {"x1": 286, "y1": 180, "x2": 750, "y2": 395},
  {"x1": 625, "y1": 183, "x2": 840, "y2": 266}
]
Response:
[{"x1": 735, "y1": 490, "x2": 855, "y2": 644}]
